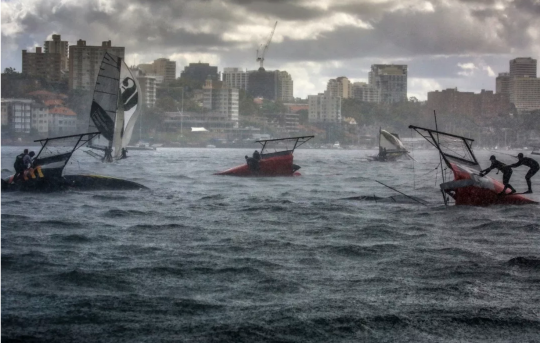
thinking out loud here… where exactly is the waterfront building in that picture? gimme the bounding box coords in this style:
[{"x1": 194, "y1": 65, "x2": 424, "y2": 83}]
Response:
[
  {"x1": 222, "y1": 68, "x2": 248, "y2": 91},
  {"x1": 22, "y1": 47, "x2": 62, "y2": 83},
  {"x1": 203, "y1": 79, "x2": 239, "y2": 125},
  {"x1": 327, "y1": 77, "x2": 352, "y2": 99},
  {"x1": 509, "y1": 57, "x2": 537, "y2": 79},
  {"x1": 496, "y1": 72, "x2": 511, "y2": 101},
  {"x1": 247, "y1": 69, "x2": 278, "y2": 100},
  {"x1": 68, "y1": 40, "x2": 125, "y2": 90},
  {"x1": 307, "y1": 91, "x2": 341, "y2": 123},
  {"x1": 137, "y1": 58, "x2": 176, "y2": 85},
  {"x1": 181, "y1": 62, "x2": 219, "y2": 83},
  {"x1": 44, "y1": 34, "x2": 69, "y2": 72},
  {"x1": 510, "y1": 77, "x2": 540, "y2": 113},
  {"x1": 277, "y1": 71, "x2": 294, "y2": 102},
  {"x1": 369, "y1": 64, "x2": 408, "y2": 103},
  {"x1": 352, "y1": 82, "x2": 379, "y2": 103}
]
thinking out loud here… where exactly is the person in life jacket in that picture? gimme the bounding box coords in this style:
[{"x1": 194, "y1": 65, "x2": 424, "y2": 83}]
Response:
[
  {"x1": 13, "y1": 149, "x2": 28, "y2": 181},
  {"x1": 23, "y1": 151, "x2": 35, "y2": 169},
  {"x1": 479, "y1": 155, "x2": 516, "y2": 195},
  {"x1": 509, "y1": 153, "x2": 539, "y2": 194}
]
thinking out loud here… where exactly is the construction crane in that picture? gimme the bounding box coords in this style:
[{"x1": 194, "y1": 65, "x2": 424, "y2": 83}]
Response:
[{"x1": 256, "y1": 21, "x2": 278, "y2": 71}]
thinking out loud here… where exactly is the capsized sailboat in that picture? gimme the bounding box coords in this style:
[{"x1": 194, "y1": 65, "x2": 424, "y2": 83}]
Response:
[
  {"x1": 367, "y1": 128, "x2": 411, "y2": 162},
  {"x1": 215, "y1": 136, "x2": 314, "y2": 176},
  {"x1": 409, "y1": 125, "x2": 536, "y2": 206},
  {"x1": 88, "y1": 52, "x2": 141, "y2": 162},
  {"x1": 2, "y1": 132, "x2": 147, "y2": 192}
]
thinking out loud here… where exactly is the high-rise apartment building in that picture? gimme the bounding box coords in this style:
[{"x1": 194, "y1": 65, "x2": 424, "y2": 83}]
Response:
[
  {"x1": 327, "y1": 77, "x2": 352, "y2": 99},
  {"x1": 277, "y1": 71, "x2": 294, "y2": 102},
  {"x1": 496, "y1": 72, "x2": 510, "y2": 100},
  {"x1": 138, "y1": 76, "x2": 157, "y2": 108},
  {"x1": 137, "y1": 58, "x2": 176, "y2": 85},
  {"x1": 352, "y1": 82, "x2": 379, "y2": 103},
  {"x1": 509, "y1": 57, "x2": 537, "y2": 78},
  {"x1": 247, "y1": 69, "x2": 278, "y2": 100},
  {"x1": 181, "y1": 63, "x2": 219, "y2": 83},
  {"x1": 222, "y1": 68, "x2": 249, "y2": 91},
  {"x1": 308, "y1": 91, "x2": 341, "y2": 123},
  {"x1": 44, "y1": 34, "x2": 69, "y2": 72},
  {"x1": 369, "y1": 64, "x2": 408, "y2": 103},
  {"x1": 510, "y1": 77, "x2": 540, "y2": 113},
  {"x1": 427, "y1": 88, "x2": 510, "y2": 118},
  {"x1": 22, "y1": 47, "x2": 62, "y2": 83},
  {"x1": 69, "y1": 40, "x2": 125, "y2": 90},
  {"x1": 203, "y1": 79, "x2": 239, "y2": 125}
]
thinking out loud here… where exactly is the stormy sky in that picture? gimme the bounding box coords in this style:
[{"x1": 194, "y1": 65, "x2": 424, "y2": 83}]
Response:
[{"x1": 2, "y1": 0, "x2": 539, "y2": 99}]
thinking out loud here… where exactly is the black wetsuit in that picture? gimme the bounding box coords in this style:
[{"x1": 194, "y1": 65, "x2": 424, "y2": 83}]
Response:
[
  {"x1": 510, "y1": 157, "x2": 539, "y2": 191},
  {"x1": 253, "y1": 151, "x2": 261, "y2": 161},
  {"x1": 480, "y1": 160, "x2": 513, "y2": 186}
]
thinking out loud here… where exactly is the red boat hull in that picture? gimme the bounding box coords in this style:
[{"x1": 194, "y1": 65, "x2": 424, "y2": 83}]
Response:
[
  {"x1": 448, "y1": 163, "x2": 537, "y2": 206},
  {"x1": 215, "y1": 153, "x2": 300, "y2": 177}
]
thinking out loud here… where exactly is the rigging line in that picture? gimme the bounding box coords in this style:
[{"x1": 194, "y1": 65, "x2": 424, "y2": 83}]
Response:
[
  {"x1": 410, "y1": 128, "x2": 416, "y2": 191},
  {"x1": 373, "y1": 180, "x2": 428, "y2": 206}
]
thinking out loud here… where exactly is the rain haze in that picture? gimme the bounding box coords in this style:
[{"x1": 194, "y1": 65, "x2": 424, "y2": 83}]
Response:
[{"x1": 2, "y1": 0, "x2": 540, "y2": 342}]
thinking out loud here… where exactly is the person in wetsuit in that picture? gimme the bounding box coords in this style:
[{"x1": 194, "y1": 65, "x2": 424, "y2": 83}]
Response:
[
  {"x1": 379, "y1": 147, "x2": 387, "y2": 161},
  {"x1": 121, "y1": 148, "x2": 128, "y2": 159},
  {"x1": 509, "y1": 153, "x2": 539, "y2": 193},
  {"x1": 13, "y1": 149, "x2": 28, "y2": 181},
  {"x1": 479, "y1": 155, "x2": 516, "y2": 195},
  {"x1": 245, "y1": 155, "x2": 257, "y2": 172},
  {"x1": 102, "y1": 147, "x2": 113, "y2": 162},
  {"x1": 253, "y1": 150, "x2": 261, "y2": 161}
]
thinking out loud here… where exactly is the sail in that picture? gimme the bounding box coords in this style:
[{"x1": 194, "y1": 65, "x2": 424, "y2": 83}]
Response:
[
  {"x1": 89, "y1": 52, "x2": 121, "y2": 146},
  {"x1": 117, "y1": 59, "x2": 141, "y2": 156},
  {"x1": 34, "y1": 132, "x2": 100, "y2": 177},
  {"x1": 89, "y1": 52, "x2": 140, "y2": 159},
  {"x1": 379, "y1": 129, "x2": 407, "y2": 152}
]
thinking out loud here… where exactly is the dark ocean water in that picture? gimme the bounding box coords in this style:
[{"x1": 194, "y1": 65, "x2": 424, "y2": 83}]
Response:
[{"x1": 2, "y1": 146, "x2": 540, "y2": 342}]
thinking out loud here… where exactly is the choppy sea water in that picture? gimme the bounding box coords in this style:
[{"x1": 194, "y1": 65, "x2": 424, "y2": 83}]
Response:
[{"x1": 2, "y1": 146, "x2": 540, "y2": 342}]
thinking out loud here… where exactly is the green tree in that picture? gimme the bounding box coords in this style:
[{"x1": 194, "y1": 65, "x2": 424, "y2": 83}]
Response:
[{"x1": 239, "y1": 89, "x2": 259, "y2": 116}]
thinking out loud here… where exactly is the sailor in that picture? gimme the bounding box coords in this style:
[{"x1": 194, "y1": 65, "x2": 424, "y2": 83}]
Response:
[
  {"x1": 509, "y1": 153, "x2": 539, "y2": 194},
  {"x1": 121, "y1": 147, "x2": 128, "y2": 159},
  {"x1": 379, "y1": 147, "x2": 387, "y2": 161},
  {"x1": 103, "y1": 147, "x2": 113, "y2": 162},
  {"x1": 253, "y1": 150, "x2": 261, "y2": 161},
  {"x1": 479, "y1": 155, "x2": 516, "y2": 195},
  {"x1": 23, "y1": 151, "x2": 35, "y2": 169},
  {"x1": 245, "y1": 155, "x2": 258, "y2": 172},
  {"x1": 13, "y1": 149, "x2": 28, "y2": 180}
]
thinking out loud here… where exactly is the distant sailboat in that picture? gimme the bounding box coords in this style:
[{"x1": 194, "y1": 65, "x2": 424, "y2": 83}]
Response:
[
  {"x1": 88, "y1": 52, "x2": 141, "y2": 161},
  {"x1": 367, "y1": 128, "x2": 411, "y2": 161}
]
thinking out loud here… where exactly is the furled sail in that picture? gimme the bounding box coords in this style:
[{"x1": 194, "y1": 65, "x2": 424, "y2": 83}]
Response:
[{"x1": 89, "y1": 52, "x2": 141, "y2": 160}]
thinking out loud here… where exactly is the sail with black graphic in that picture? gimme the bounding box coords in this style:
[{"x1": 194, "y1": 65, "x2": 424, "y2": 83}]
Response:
[{"x1": 88, "y1": 52, "x2": 141, "y2": 161}]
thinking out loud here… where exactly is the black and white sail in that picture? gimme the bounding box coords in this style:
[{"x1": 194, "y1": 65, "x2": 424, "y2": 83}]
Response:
[{"x1": 89, "y1": 52, "x2": 141, "y2": 160}]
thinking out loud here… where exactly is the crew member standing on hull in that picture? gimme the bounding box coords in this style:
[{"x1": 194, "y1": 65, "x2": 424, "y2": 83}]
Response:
[
  {"x1": 13, "y1": 149, "x2": 28, "y2": 181},
  {"x1": 509, "y1": 153, "x2": 539, "y2": 194},
  {"x1": 479, "y1": 155, "x2": 516, "y2": 195}
]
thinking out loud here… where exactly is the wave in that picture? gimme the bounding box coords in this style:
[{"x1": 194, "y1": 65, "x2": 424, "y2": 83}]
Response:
[
  {"x1": 508, "y1": 256, "x2": 540, "y2": 268},
  {"x1": 103, "y1": 209, "x2": 153, "y2": 217}
]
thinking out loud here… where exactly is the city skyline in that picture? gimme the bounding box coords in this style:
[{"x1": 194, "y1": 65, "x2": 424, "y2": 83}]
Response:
[{"x1": 2, "y1": 0, "x2": 539, "y2": 100}]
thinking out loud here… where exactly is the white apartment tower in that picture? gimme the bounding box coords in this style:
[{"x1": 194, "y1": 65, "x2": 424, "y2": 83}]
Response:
[
  {"x1": 369, "y1": 64, "x2": 408, "y2": 103},
  {"x1": 203, "y1": 79, "x2": 239, "y2": 125},
  {"x1": 308, "y1": 91, "x2": 342, "y2": 123},
  {"x1": 327, "y1": 77, "x2": 352, "y2": 99},
  {"x1": 277, "y1": 71, "x2": 294, "y2": 102},
  {"x1": 352, "y1": 82, "x2": 379, "y2": 103},
  {"x1": 69, "y1": 40, "x2": 125, "y2": 90},
  {"x1": 222, "y1": 68, "x2": 248, "y2": 91},
  {"x1": 44, "y1": 34, "x2": 69, "y2": 72}
]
